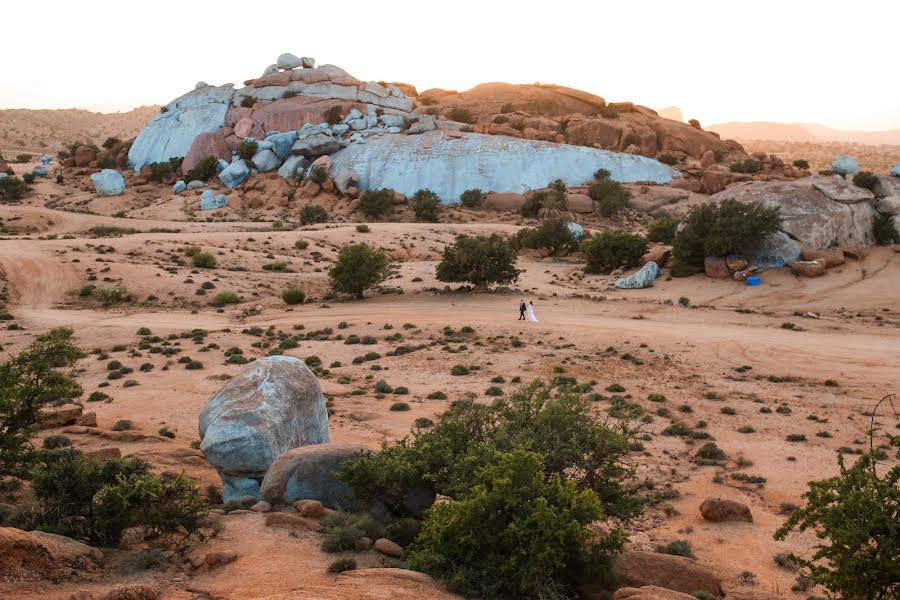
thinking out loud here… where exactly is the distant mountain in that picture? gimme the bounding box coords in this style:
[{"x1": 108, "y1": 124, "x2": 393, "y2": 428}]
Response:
[
  {"x1": 0, "y1": 106, "x2": 159, "y2": 156},
  {"x1": 709, "y1": 121, "x2": 900, "y2": 146}
]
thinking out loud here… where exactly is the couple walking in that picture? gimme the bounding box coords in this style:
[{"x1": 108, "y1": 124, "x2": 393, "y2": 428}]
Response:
[{"x1": 518, "y1": 299, "x2": 538, "y2": 322}]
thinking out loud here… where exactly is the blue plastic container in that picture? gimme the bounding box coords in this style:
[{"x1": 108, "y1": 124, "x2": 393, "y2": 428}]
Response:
[{"x1": 746, "y1": 276, "x2": 761, "y2": 286}]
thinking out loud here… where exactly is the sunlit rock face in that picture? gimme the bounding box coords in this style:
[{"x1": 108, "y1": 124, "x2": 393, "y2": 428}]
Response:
[{"x1": 331, "y1": 131, "x2": 676, "y2": 203}]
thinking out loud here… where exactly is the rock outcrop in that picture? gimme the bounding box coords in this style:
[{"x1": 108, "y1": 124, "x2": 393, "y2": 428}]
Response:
[
  {"x1": 0, "y1": 527, "x2": 103, "y2": 583},
  {"x1": 710, "y1": 176, "x2": 879, "y2": 249},
  {"x1": 90, "y1": 169, "x2": 126, "y2": 196},
  {"x1": 331, "y1": 131, "x2": 675, "y2": 203},
  {"x1": 611, "y1": 551, "x2": 724, "y2": 597},
  {"x1": 198, "y1": 356, "x2": 330, "y2": 502},
  {"x1": 699, "y1": 497, "x2": 753, "y2": 522},
  {"x1": 260, "y1": 442, "x2": 367, "y2": 508}
]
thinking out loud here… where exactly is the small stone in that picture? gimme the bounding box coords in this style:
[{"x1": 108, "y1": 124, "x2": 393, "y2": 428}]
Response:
[
  {"x1": 373, "y1": 537, "x2": 403, "y2": 557},
  {"x1": 699, "y1": 497, "x2": 753, "y2": 523},
  {"x1": 277, "y1": 53, "x2": 301, "y2": 70}
]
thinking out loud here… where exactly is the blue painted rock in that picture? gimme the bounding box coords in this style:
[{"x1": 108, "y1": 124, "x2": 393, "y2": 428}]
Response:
[
  {"x1": 260, "y1": 442, "x2": 367, "y2": 509},
  {"x1": 219, "y1": 159, "x2": 250, "y2": 188},
  {"x1": 830, "y1": 154, "x2": 859, "y2": 175},
  {"x1": 891, "y1": 164, "x2": 900, "y2": 178},
  {"x1": 32, "y1": 167, "x2": 48, "y2": 177},
  {"x1": 199, "y1": 356, "x2": 330, "y2": 502},
  {"x1": 277, "y1": 155, "x2": 307, "y2": 179},
  {"x1": 186, "y1": 180, "x2": 206, "y2": 190},
  {"x1": 90, "y1": 169, "x2": 125, "y2": 196},
  {"x1": 615, "y1": 261, "x2": 661, "y2": 289},
  {"x1": 172, "y1": 180, "x2": 187, "y2": 194},
  {"x1": 269, "y1": 131, "x2": 299, "y2": 161},
  {"x1": 199, "y1": 190, "x2": 227, "y2": 211},
  {"x1": 251, "y1": 149, "x2": 279, "y2": 172}
]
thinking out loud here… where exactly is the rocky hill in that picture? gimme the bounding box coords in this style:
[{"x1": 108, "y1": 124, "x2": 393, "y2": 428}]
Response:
[{"x1": 0, "y1": 106, "x2": 159, "y2": 156}]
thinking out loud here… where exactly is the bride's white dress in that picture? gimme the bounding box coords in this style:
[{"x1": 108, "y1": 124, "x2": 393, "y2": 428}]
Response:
[{"x1": 527, "y1": 304, "x2": 538, "y2": 322}]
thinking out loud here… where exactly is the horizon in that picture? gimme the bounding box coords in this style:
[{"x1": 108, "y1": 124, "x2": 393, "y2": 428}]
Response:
[{"x1": 2, "y1": 0, "x2": 900, "y2": 133}]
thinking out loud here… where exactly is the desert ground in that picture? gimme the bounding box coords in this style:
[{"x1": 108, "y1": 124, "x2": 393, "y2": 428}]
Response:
[{"x1": 0, "y1": 159, "x2": 898, "y2": 600}]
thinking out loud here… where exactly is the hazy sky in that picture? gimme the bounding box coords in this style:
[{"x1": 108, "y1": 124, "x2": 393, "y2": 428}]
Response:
[{"x1": 3, "y1": 0, "x2": 898, "y2": 130}]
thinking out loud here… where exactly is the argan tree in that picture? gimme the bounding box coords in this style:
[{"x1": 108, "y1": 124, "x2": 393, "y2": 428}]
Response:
[
  {"x1": 328, "y1": 242, "x2": 391, "y2": 299},
  {"x1": 436, "y1": 234, "x2": 522, "y2": 290}
]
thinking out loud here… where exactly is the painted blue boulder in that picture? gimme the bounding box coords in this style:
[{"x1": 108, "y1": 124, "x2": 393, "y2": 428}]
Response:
[
  {"x1": 39, "y1": 155, "x2": 52, "y2": 166},
  {"x1": 251, "y1": 149, "x2": 280, "y2": 172},
  {"x1": 748, "y1": 231, "x2": 801, "y2": 267},
  {"x1": 199, "y1": 356, "x2": 330, "y2": 502},
  {"x1": 260, "y1": 442, "x2": 368, "y2": 509},
  {"x1": 615, "y1": 261, "x2": 661, "y2": 289},
  {"x1": 270, "y1": 131, "x2": 299, "y2": 161},
  {"x1": 831, "y1": 155, "x2": 859, "y2": 175},
  {"x1": 0, "y1": 173, "x2": 8, "y2": 180},
  {"x1": 199, "y1": 190, "x2": 228, "y2": 210},
  {"x1": 172, "y1": 180, "x2": 187, "y2": 194},
  {"x1": 216, "y1": 159, "x2": 229, "y2": 173},
  {"x1": 90, "y1": 169, "x2": 125, "y2": 196},
  {"x1": 277, "y1": 155, "x2": 307, "y2": 179},
  {"x1": 32, "y1": 167, "x2": 48, "y2": 177},
  {"x1": 186, "y1": 180, "x2": 206, "y2": 190},
  {"x1": 567, "y1": 222, "x2": 584, "y2": 239},
  {"x1": 891, "y1": 164, "x2": 900, "y2": 178},
  {"x1": 219, "y1": 159, "x2": 250, "y2": 188}
]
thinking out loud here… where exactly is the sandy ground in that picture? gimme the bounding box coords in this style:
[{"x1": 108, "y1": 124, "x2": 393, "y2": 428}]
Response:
[{"x1": 0, "y1": 176, "x2": 898, "y2": 600}]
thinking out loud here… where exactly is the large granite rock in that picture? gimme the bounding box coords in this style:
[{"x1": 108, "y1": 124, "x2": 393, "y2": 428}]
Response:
[
  {"x1": 831, "y1": 154, "x2": 859, "y2": 175},
  {"x1": 811, "y1": 175, "x2": 874, "y2": 204},
  {"x1": 616, "y1": 261, "x2": 661, "y2": 289},
  {"x1": 90, "y1": 169, "x2": 125, "y2": 196},
  {"x1": 611, "y1": 551, "x2": 723, "y2": 597},
  {"x1": 699, "y1": 497, "x2": 753, "y2": 522},
  {"x1": 710, "y1": 177, "x2": 878, "y2": 249},
  {"x1": 0, "y1": 527, "x2": 103, "y2": 583},
  {"x1": 331, "y1": 131, "x2": 675, "y2": 203},
  {"x1": 219, "y1": 159, "x2": 250, "y2": 189},
  {"x1": 747, "y1": 231, "x2": 802, "y2": 267},
  {"x1": 199, "y1": 190, "x2": 227, "y2": 211},
  {"x1": 260, "y1": 442, "x2": 368, "y2": 508},
  {"x1": 183, "y1": 130, "x2": 231, "y2": 173},
  {"x1": 251, "y1": 149, "x2": 280, "y2": 172},
  {"x1": 277, "y1": 155, "x2": 307, "y2": 179},
  {"x1": 277, "y1": 53, "x2": 302, "y2": 70},
  {"x1": 128, "y1": 84, "x2": 234, "y2": 169},
  {"x1": 292, "y1": 130, "x2": 341, "y2": 157},
  {"x1": 198, "y1": 356, "x2": 330, "y2": 502}
]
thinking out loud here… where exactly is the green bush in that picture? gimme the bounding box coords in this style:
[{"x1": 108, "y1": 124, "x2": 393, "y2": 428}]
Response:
[
  {"x1": 29, "y1": 449, "x2": 205, "y2": 546},
  {"x1": 102, "y1": 137, "x2": 121, "y2": 150},
  {"x1": 390, "y1": 402, "x2": 411, "y2": 412},
  {"x1": 516, "y1": 219, "x2": 578, "y2": 255},
  {"x1": 0, "y1": 177, "x2": 29, "y2": 200},
  {"x1": 240, "y1": 96, "x2": 256, "y2": 109},
  {"x1": 294, "y1": 239, "x2": 309, "y2": 250},
  {"x1": 792, "y1": 159, "x2": 810, "y2": 170},
  {"x1": 449, "y1": 107, "x2": 475, "y2": 124},
  {"x1": 97, "y1": 287, "x2": 131, "y2": 306},
  {"x1": 520, "y1": 190, "x2": 565, "y2": 219},
  {"x1": 309, "y1": 165, "x2": 329, "y2": 184},
  {"x1": 146, "y1": 161, "x2": 173, "y2": 183},
  {"x1": 598, "y1": 105, "x2": 618, "y2": 119},
  {"x1": 42, "y1": 435, "x2": 72, "y2": 450},
  {"x1": 647, "y1": 217, "x2": 677, "y2": 244},
  {"x1": 236, "y1": 140, "x2": 258, "y2": 162},
  {"x1": 358, "y1": 188, "x2": 394, "y2": 219},
  {"x1": 328, "y1": 243, "x2": 391, "y2": 299},
  {"x1": 671, "y1": 200, "x2": 781, "y2": 276},
  {"x1": 212, "y1": 290, "x2": 240, "y2": 306},
  {"x1": 588, "y1": 179, "x2": 630, "y2": 217},
  {"x1": 492, "y1": 115, "x2": 509, "y2": 124},
  {"x1": 282, "y1": 288, "x2": 306, "y2": 305},
  {"x1": 192, "y1": 252, "x2": 217, "y2": 269},
  {"x1": 22, "y1": 173, "x2": 36, "y2": 185},
  {"x1": 356, "y1": 224, "x2": 369, "y2": 233},
  {"x1": 185, "y1": 155, "x2": 218, "y2": 183},
  {"x1": 582, "y1": 230, "x2": 647, "y2": 274},
  {"x1": 852, "y1": 171, "x2": 878, "y2": 191},
  {"x1": 407, "y1": 449, "x2": 608, "y2": 600},
  {"x1": 300, "y1": 204, "x2": 328, "y2": 225},
  {"x1": 328, "y1": 558, "x2": 357, "y2": 573},
  {"x1": 873, "y1": 215, "x2": 899, "y2": 245},
  {"x1": 657, "y1": 539, "x2": 695, "y2": 559},
  {"x1": 436, "y1": 234, "x2": 522, "y2": 290},
  {"x1": 774, "y1": 451, "x2": 899, "y2": 600},
  {"x1": 730, "y1": 159, "x2": 763, "y2": 173},
  {"x1": 412, "y1": 188, "x2": 441, "y2": 222}
]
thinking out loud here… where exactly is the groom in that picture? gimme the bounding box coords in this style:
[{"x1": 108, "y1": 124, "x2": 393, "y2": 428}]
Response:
[{"x1": 518, "y1": 299, "x2": 526, "y2": 320}]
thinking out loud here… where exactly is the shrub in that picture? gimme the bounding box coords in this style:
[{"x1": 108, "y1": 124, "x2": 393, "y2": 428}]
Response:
[
  {"x1": 657, "y1": 154, "x2": 680, "y2": 166},
  {"x1": 240, "y1": 96, "x2": 256, "y2": 108},
  {"x1": 212, "y1": 290, "x2": 240, "y2": 306},
  {"x1": 582, "y1": 230, "x2": 647, "y2": 274},
  {"x1": 647, "y1": 217, "x2": 677, "y2": 244},
  {"x1": 356, "y1": 224, "x2": 370, "y2": 233},
  {"x1": 695, "y1": 443, "x2": 725, "y2": 461},
  {"x1": 185, "y1": 155, "x2": 218, "y2": 183},
  {"x1": 412, "y1": 188, "x2": 440, "y2": 222},
  {"x1": 236, "y1": 140, "x2": 258, "y2": 162},
  {"x1": 774, "y1": 450, "x2": 899, "y2": 600},
  {"x1": 42, "y1": 434, "x2": 72, "y2": 450},
  {"x1": 309, "y1": 165, "x2": 328, "y2": 184},
  {"x1": 390, "y1": 402, "x2": 411, "y2": 411},
  {"x1": 358, "y1": 188, "x2": 394, "y2": 219},
  {"x1": 282, "y1": 288, "x2": 306, "y2": 305},
  {"x1": 328, "y1": 558, "x2": 357, "y2": 573},
  {"x1": 325, "y1": 105, "x2": 343, "y2": 126},
  {"x1": 97, "y1": 287, "x2": 131, "y2": 306},
  {"x1": 500, "y1": 103, "x2": 515, "y2": 114},
  {"x1": 449, "y1": 106, "x2": 475, "y2": 124},
  {"x1": 300, "y1": 204, "x2": 328, "y2": 225},
  {"x1": 294, "y1": 239, "x2": 309, "y2": 250},
  {"x1": 589, "y1": 179, "x2": 630, "y2": 217},
  {"x1": 671, "y1": 200, "x2": 781, "y2": 276},
  {"x1": 262, "y1": 260, "x2": 288, "y2": 271},
  {"x1": 520, "y1": 190, "x2": 565, "y2": 218},
  {"x1": 30, "y1": 449, "x2": 205, "y2": 546},
  {"x1": 594, "y1": 168, "x2": 611, "y2": 181},
  {"x1": 0, "y1": 177, "x2": 29, "y2": 200},
  {"x1": 873, "y1": 215, "x2": 898, "y2": 245},
  {"x1": 852, "y1": 171, "x2": 878, "y2": 191},
  {"x1": 22, "y1": 173, "x2": 36, "y2": 184},
  {"x1": 436, "y1": 234, "x2": 521, "y2": 290},
  {"x1": 516, "y1": 218, "x2": 578, "y2": 255},
  {"x1": 492, "y1": 115, "x2": 509, "y2": 124},
  {"x1": 793, "y1": 159, "x2": 810, "y2": 170},
  {"x1": 329, "y1": 243, "x2": 391, "y2": 299},
  {"x1": 598, "y1": 105, "x2": 618, "y2": 118},
  {"x1": 657, "y1": 539, "x2": 695, "y2": 559},
  {"x1": 460, "y1": 188, "x2": 483, "y2": 208},
  {"x1": 146, "y1": 161, "x2": 174, "y2": 182},
  {"x1": 192, "y1": 252, "x2": 217, "y2": 269}
]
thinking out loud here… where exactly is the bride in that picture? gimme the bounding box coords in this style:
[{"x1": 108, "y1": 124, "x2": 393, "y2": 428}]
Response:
[{"x1": 527, "y1": 301, "x2": 538, "y2": 323}]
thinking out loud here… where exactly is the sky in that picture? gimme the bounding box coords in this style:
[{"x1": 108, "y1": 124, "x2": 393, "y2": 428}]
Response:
[{"x1": 2, "y1": 0, "x2": 898, "y2": 131}]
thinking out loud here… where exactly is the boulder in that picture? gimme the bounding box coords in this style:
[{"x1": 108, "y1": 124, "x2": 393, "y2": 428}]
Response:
[
  {"x1": 831, "y1": 154, "x2": 859, "y2": 175},
  {"x1": 699, "y1": 497, "x2": 753, "y2": 522},
  {"x1": 301, "y1": 56, "x2": 316, "y2": 68},
  {"x1": 801, "y1": 248, "x2": 845, "y2": 268},
  {"x1": 331, "y1": 131, "x2": 674, "y2": 204},
  {"x1": 264, "y1": 512, "x2": 318, "y2": 532},
  {"x1": 295, "y1": 499, "x2": 326, "y2": 518},
  {"x1": 74, "y1": 146, "x2": 97, "y2": 167},
  {"x1": 199, "y1": 190, "x2": 228, "y2": 211},
  {"x1": 334, "y1": 168, "x2": 360, "y2": 194},
  {"x1": 219, "y1": 159, "x2": 250, "y2": 189},
  {"x1": 277, "y1": 155, "x2": 307, "y2": 179},
  {"x1": 292, "y1": 131, "x2": 341, "y2": 157},
  {"x1": 250, "y1": 501, "x2": 271, "y2": 513},
  {"x1": 747, "y1": 231, "x2": 802, "y2": 267},
  {"x1": 234, "y1": 118, "x2": 255, "y2": 139},
  {"x1": 374, "y1": 538, "x2": 403, "y2": 558},
  {"x1": 484, "y1": 192, "x2": 526, "y2": 211},
  {"x1": 407, "y1": 115, "x2": 437, "y2": 135},
  {"x1": 875, "y1": 195, "x2": 900, "y2": 216},
  {"x1": 0, "y1": 527, "x2": 103, "y2": 583},
  {"x1": 611, "y1": 551, "x2": 723, "y2": 597},
  {"x1": 198, "y1": 356, "x2": 330, "y2": 502},
  {"x1": 891, "y1": 164, "x2": 900, "y2": 178},
  {"x1": 892, "y1": 216, "x2": 900, "y2": 242},
  {"x1": 269, "y1": 131, "x2": 299, "y2": 161},
  {"x1": 641, "y1": 246, "x2": 671, "y2": 267},
  {"x1": 277, "y1": 53, "x2": 302, "y2": 70},
  {"x1": 613, "y1": 587, "x2": 696, "y2": 600},
  {"x1": 251, "y1": 149, "x2": 280, "y2": 172},
  {"x1": 186, "y1": 180, "x2": 207, "y2": 190},
  {"x1": 568, "y1": 222, "x2": 584, "y2": 239},
  {"x1": 566, "y1": 192, "x2": 594, "y2": 213},
  {"x1": 616, "y1": 261, "x2": 661, "y2": 289},
  {"x1": 725, "y1": 256, "x2": 747, "y2": 272},
  {"x1": 704, "y1": 256, "x2": 731, "y2": 279},
  {"x1": 90, "y1": 169, "x2": 126, "y2": 196},
  {"x1": 700, "y1": 150, "x2": 716, "y2": 168},
  {"x1": 790, "y1": 259, "x2": 826, "y2": 278},
  {"x1": 700, "y1": 167, "x2": 732, "y2": 194},
  {"x1": 811, "y1": 175, "x2": 874, "y2": 204},
  {"x1": 39, "y1": 404, "x2": 82, "y2": 429},
  {"x1": 711, "y1": 179, "x2": 878, "y2": 249},
  {"x1": 172, "y1": 180, "x2": 186, "y2": 194},
  {"x1": 183, "y1": 130, "x2": 231, "y2": 173},
  {"x1": 129, "y1": 84, "x2": 234, "y2": 169},
  {"x1": 32, "y1": 166, "x2": 48, "y2": 177},
  {"x1": 259, "y1": 442, "x2": 368, "y2": 508}
]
